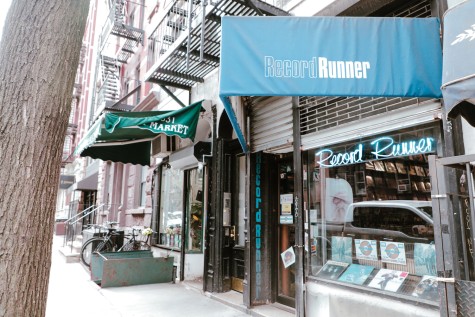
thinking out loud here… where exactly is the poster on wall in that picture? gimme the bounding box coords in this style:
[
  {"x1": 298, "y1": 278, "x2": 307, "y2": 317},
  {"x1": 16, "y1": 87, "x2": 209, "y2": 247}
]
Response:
[
  {"x1": 325, "y1": 178, "x2": 354, "y2": 223},
  {"x1": 368, "y1": 269, "x2": 409, "y2": 292},
  {"x1": 331, "y1": 236, "x2": 353, "y2": 263},
  {"x1": 338, "y1": 264, "x2": 375, "y2": 285},
  {"x1": 414, "y1": 243, "x2": 437, "y2": 276},
  {"x1": 412, "y1": 275, "x2": 439, "y2": 301},
  {"x1": 281, "y1": 246, "x2": 296, "y2": 268},
  {"x1": 355, "y1": 239, "x2": 378, "y2": 261},
  {"x1": 280, "y1": 193, "x2": 293, "y2": 204},
  {"x1": 316, "y1": 260, "x2": 349, "y2": 280},
  {"x1": 281, "y1": 203, "x2": 292, "y2": 214},
  {"x1": 380, "y1": 241, "x2": 407, "y2": 265}
]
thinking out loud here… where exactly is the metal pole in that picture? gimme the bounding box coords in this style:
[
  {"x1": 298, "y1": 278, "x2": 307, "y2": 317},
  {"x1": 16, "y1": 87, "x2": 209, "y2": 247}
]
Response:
[
  {"x1": 292, "y1": 96, "x2": 305, "y2": 317},
  {"x1": 465, "y1": 163, "x2": 475, "y2": 275},
  {"x1": 186, "y1": 0, "x2": 193, "y2": 70},
  {"x1": 200, "y1": 0, "x2": 207, "y2": 62}
]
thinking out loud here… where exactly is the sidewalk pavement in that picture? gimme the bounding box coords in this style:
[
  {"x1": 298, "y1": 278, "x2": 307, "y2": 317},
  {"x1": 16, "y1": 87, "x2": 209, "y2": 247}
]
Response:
[{"x1": 46, "y1": 236, "x2": 295, "y2": 317}]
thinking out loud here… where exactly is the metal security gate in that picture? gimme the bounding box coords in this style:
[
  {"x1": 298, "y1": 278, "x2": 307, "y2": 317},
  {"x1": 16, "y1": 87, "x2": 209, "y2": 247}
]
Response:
[{"x1": 429, "y1": 154, "x2": 475, "y2": 317}]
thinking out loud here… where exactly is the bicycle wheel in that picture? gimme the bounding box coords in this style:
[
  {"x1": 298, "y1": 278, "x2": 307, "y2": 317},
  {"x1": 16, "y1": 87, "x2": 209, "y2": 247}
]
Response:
[
  {"x1": 121, "y1": 240, "x2": 151, "y2": 251},
  {"x1": 80, "y1": 238, "x2": 113, "y2": 267}
]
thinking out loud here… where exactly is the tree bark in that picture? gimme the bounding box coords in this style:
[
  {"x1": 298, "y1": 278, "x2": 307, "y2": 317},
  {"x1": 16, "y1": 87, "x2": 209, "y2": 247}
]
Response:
[{"x1": 0, "y1": 1, "x2": 90, "y2": 316}]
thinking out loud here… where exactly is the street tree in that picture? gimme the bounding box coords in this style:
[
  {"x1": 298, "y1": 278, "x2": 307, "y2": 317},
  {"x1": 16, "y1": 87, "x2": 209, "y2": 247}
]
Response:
[{"x1": 0, "y1": 1, "x2": 90, "y2": 316}]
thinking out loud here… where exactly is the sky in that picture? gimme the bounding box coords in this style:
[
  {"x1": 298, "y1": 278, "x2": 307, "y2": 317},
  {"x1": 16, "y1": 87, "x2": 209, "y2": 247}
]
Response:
[{"x1": 0, "y1": 0, "x2": 13, "y2": 41}]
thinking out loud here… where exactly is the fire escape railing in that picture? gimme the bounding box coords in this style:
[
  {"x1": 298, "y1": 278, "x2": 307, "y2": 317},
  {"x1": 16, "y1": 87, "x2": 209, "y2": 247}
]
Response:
[
  {"x1": 148, "y1": 0, "x2": 205, "y2": 68},
  {"x1": 145, "y1": 0, "x2": 290, "y2": 91},
  {"x1": 99, "y1": 0, "x2": 144, "y2": 63}
]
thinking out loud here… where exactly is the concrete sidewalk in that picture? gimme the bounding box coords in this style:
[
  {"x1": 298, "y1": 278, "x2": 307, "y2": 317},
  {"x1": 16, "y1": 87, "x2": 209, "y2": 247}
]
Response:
[{"x1": 46, "y1": 236, "x2": 294, "y2": 317}]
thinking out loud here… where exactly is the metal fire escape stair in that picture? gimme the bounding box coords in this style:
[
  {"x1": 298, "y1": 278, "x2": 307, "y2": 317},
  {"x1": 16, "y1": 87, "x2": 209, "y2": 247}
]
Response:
[
  {"x1": 100, "y1": 0, "x2": 145, "y2": 64},
  {"x1": 99, "y1": 55, "x2": 121, "y2": 107},
  {"x1": 145, "y1": 0, "x2": 290, "y2": 91}
]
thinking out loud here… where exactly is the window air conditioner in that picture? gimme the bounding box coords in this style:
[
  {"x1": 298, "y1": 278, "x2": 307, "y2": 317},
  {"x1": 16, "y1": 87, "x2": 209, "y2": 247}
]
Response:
[{"x1": 151, "y1": 134, "x2": 176, "y2": 158}]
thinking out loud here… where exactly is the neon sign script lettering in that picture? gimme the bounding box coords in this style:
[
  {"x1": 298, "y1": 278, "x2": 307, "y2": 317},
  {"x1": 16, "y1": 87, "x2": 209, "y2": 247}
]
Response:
[
  {"x1": 315, "y1": 136, "x2": 435, "y2": 167},
  {"x1": 371, "y1": 137, "x2": 434, "y2": 159},
  {"x1": 316, "y1": 144, "x2": 363, "y2": 167}
]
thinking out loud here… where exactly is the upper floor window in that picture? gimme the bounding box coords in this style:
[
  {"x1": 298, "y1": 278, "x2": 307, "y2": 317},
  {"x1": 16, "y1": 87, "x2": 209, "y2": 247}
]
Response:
[{"x1": 139, "y1": 165, "x2": 147, "y2": 206}]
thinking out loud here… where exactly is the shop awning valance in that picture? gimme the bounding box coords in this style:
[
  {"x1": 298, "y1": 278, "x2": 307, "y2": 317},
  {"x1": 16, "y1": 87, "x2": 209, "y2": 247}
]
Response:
[
  {"x1": 219, "y1": 16, "x2": 443, "y2": 153},
  {"x1": 442, "y1": 0, "x2": 475, "y2": 126},
  {"x1": 74, "y1": 100, "x2": 203, "y2": 166}
]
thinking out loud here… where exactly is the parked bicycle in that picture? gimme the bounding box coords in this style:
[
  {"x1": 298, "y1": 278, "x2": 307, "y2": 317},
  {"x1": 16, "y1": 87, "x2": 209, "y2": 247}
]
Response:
[
  {"x1": 120, "y1": 227, "x2": 152, "y2": 251},
  {"x1": 80, "y1": 221, "x2": 120, "y2": 267},
  {"x1": 80, "y1": 222, "x2": 153, "y2": 267}
]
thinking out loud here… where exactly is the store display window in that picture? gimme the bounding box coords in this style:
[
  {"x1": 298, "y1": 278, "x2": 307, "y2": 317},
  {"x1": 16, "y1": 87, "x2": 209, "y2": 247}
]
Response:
[
  {"x1": 185, "y1": 168, "x2": 204, "y2": 253},
  {"x1": 157, "y1": 165, "x2": 204, "y2": 253},
  {"x1": 158, "y1": 167, "x2": 184, "y2": 249},
  {"x1": 306, "y1": 125, "x2": 440, "y2": 302}
]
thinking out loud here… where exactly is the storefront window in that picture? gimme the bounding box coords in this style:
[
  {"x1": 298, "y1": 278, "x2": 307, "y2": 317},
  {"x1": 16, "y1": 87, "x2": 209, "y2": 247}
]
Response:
[
  {"x1": 185, "y1": 168, "x2": 204, "y2": 253},
  {"x1": 307, "y1": 126, "x2": 440, "y2": 302},
  {"x1": 158, "y1": 166, "x2": 183, "y2": 249}
]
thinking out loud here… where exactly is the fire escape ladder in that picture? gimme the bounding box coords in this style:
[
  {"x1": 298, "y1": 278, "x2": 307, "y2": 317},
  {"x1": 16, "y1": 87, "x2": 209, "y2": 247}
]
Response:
[
  {"x1": 100, "y1": 55, "x2": 121, "y2": 106},
  {"x1": 110, "y1": 0, "x2": 145, "y2": 63}
]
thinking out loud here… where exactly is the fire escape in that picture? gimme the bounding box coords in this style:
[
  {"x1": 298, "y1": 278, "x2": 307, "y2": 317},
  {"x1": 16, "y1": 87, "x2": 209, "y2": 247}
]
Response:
[
  {"x1": 92, "y1": 0, "x2": 144, "y2": 121},
  {"x1": 61, "y1": 45, "x2": 86, "y2": 167},
  {"x1": 145, "y1": 0, "x2": 290, "y2": 102}
]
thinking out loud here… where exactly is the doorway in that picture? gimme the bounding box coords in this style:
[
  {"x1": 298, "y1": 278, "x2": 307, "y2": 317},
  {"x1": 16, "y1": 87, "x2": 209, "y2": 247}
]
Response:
[
  {"x1": 429, "y1": 154, "x2": 475, "y2": 317},
  {"x1": 230, "y1": 155, "x2": 246, "y2": 292},
  {"x1": 276, "y1": 158, "x2": 296, "y2": 307},
  {"x1": 81, "y1": 190, "x2": 96, "y2": 228}
]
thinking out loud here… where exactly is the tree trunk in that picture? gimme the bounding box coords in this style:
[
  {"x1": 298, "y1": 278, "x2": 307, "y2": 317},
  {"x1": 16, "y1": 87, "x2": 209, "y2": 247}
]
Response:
[{"x1": 0, "y1": 1, "x2": 89, "y2": 316}]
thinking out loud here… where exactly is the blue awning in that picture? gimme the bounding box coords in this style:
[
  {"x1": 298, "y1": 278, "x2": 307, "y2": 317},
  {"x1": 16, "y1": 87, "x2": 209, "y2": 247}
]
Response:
[
  {"x1": 442, "y1": 0, "x2": 475, "y2": 126},
  {"x1": 219, "y1": 16, "x2": 443, "y2": 152}
]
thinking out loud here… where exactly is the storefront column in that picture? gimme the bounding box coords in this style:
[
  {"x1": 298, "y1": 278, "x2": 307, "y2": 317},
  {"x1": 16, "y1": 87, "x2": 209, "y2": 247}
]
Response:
[{"x1": 292, "y1": 96, "x2": 305, "y2": 317}]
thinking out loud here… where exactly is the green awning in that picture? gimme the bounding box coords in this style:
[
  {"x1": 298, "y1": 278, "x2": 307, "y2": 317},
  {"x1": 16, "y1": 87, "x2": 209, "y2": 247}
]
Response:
[{"x1": 74, "y1": 100, "x2": 203, "y2": 166}]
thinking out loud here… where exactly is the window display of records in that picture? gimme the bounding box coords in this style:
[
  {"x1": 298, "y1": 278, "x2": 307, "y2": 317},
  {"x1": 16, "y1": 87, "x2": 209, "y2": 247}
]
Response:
[
  {"x1": 384, "y1": 161, "x2": 397, "y2": 173},
  {"x1": 415, "y1": 166, "x2": 426, "y2": 177},
  {"x1": 316, "y1": 260, "x2": 350, "y2": 280},
  {"x1": 396, "y1": 162, "x2": 407, "y2": 174},
  {"x1": 338, "y1": 264, "x2": 375, "y2": 285},
  {"x1": 417, "y1": 181, "x2": 427, "y2": 192},
  {"x1": 365, "y1": 175, "x2": 374, "y2": 187},
  {"x1": 412, "y1": 275, "x2": 439, "y2": 301},
  {"x1": 373, "y1": 161, "x2": 385, "y2": 172},
  {"x1": 368, "y1": 269, "x2": 409, "y2": 292},
  {"x1": 380, "y1": 241, "x2": 407, "y2": 265},
  {"x1": 365, "y1": 161, "x2": 375, "y2": 170},
  {"x1": 425, "y1": 182, "x2": 431, "y2": 191}
]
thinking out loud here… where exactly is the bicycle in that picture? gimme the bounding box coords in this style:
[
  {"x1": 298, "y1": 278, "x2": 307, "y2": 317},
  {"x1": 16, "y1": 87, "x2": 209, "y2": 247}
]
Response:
[
  {"x1": 120, "y1": 227, "x2": 152, "y2": 251},
  {"x1": 80, "y1": 221, "x2": 121, "y2": 267},
  {"x1": 80, "y1": 224, "x2": 152, "y2": 267}
]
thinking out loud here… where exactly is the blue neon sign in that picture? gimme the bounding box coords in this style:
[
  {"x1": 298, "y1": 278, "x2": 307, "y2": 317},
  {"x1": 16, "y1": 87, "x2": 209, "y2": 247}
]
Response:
[{"x1": 315, "y1": 136, "x2": 435, "y2": 167}]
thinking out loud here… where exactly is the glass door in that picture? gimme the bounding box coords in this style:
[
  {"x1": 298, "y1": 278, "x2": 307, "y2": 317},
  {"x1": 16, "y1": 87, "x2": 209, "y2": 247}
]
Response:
[
  {"x1": 231, "y1": 155, "x2": 246, "y2": 292},
  {"x1": 277, "y1": 159, "x2": 296, "y2": 307}
]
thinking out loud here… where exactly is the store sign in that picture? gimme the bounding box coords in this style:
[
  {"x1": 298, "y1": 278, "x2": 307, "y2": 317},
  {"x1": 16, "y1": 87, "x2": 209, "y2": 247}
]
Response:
[
  {"x1": 315, "y1": 136, "x2": 435, "y2": 167},
  {"x1": 220, "y1": 17, "x2": 442, "y2": 98},
  {"x1": 220, "y1": 16, "x2": 442, "y2": 153},
  {"x1": 59, "y1": 175, "x2": 75, "y2": 189},
  {"x1": 254, "y1": 152, "x2": 262, "y2": 299}
]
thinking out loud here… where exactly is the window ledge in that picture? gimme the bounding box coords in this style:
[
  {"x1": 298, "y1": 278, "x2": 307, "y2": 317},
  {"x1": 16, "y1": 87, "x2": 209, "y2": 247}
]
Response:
[{"x1": 126, "y1": 208, "x2": 145, "y2": 215}]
